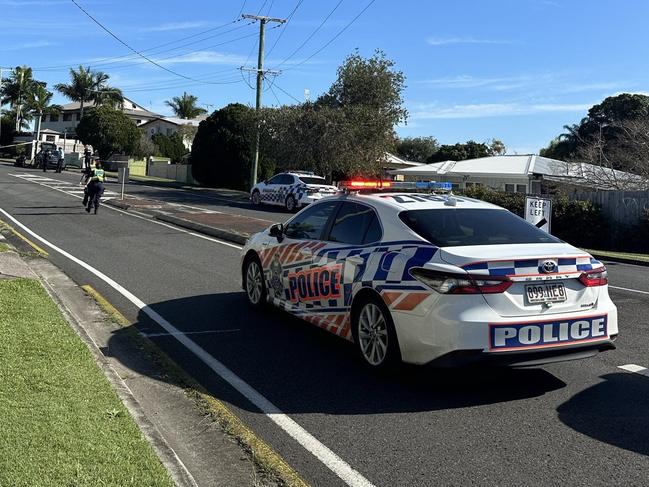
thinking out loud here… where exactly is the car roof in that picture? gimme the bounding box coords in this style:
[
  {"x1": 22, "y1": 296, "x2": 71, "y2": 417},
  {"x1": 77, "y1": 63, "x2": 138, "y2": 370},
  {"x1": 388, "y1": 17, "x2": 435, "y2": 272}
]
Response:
[
  {"x1": 286, "y1": 172, "x2": 325, "y2": 178},
  {"x1": 327, "y1": 192, "x2": 504, "y2": 212}
]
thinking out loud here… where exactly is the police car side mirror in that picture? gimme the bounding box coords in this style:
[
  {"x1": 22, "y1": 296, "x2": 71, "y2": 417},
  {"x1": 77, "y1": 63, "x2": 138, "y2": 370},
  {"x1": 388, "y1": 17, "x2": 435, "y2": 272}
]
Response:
[{"x1": 269, "y1": 223, "x2": 284, "y2": 241}]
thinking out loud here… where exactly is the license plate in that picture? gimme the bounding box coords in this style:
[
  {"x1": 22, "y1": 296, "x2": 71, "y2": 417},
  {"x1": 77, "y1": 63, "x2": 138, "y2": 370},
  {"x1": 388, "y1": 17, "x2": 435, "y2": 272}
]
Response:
[{"x1": 525, "y1": 283, "x2": 567, "y2": 304}]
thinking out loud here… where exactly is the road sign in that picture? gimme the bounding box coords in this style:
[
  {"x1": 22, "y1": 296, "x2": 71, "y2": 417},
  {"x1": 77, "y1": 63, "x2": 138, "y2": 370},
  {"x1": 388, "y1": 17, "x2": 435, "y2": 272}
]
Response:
[{"x1": 525, "y1": 196, "x2": 552, "y2": 233}]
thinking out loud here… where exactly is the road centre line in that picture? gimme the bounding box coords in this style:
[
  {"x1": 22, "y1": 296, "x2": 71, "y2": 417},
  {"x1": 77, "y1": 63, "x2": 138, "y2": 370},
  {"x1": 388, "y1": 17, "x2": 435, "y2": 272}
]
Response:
[
  {"x1": 0, "y1": 208, "x2": 375, "y2": 487},
  {"x1": 609, "y1": 285, "x2": 649, "y2": 295},
  {"x1": 618, "y1": 364, "x2": 649, "y2": 377},
  {"x1": 9, "y1": 173, "x2": 242, "y2": 250}
]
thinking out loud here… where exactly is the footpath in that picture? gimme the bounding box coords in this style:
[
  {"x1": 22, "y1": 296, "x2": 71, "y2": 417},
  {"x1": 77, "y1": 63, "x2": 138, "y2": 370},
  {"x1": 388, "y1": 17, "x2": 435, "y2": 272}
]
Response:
[{"x1": 0, "y1": 227, "x2": 289, "y2": 486}]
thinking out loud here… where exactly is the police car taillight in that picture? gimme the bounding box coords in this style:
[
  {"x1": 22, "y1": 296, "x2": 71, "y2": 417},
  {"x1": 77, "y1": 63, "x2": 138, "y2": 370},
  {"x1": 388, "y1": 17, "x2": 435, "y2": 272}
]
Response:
[
  {"x1": 579, "y1": 268, "x2": 608, "y2": 287},
  {"x1": 410, "y1": 269, "x2": 512, "y2": 294}
]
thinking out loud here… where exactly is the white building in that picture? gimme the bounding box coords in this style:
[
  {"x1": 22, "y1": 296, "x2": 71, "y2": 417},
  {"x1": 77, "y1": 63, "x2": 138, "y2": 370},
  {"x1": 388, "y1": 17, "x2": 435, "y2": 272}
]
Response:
[
  {"x1": 388, "y1": 154, "x2": 648, "y2": 193},
  {"x1": 139, "y1": 116, "x2": 206, "y2": 150}
]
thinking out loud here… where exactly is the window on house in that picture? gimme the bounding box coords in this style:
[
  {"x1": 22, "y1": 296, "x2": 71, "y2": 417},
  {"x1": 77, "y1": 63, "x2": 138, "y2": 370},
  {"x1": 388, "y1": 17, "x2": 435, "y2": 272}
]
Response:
[
  {"x1": 46, "y1": 135, "x2": 55, "y2": 142},
  {"x1": 451, "y1": 183, "x2": 460, "y2": 191},
  {"x1": 166, "y1": 128, "x2": 173, "y2": 136},
  {"x1": 505, "y1": 184, "x2": 515, "y2": 193},
  {"x1": 49, "y1": 114, "x2": 58, "y2": 122},
  {"x1": 516, "y1": 184, "x2": 527, "y2": 194},
  {"x1": 465, "y1": 182, "x2": 482, "y2": 188},
  {"x1": 63, "y1": 113, "x2": 72, "y2": 122}
]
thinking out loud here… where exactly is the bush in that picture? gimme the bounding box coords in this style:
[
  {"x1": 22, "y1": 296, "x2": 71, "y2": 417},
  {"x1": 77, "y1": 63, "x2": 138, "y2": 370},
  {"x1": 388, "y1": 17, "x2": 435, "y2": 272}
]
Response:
[
  {"x1": 152, "y1": 133, "x2": 187, "y2": 163},
  {"x1": 76, "y1": 105, "x2": 140, "y2": 159},
  {"x1": 461, "y1": 187, "x2": 608, "y2": 248}
]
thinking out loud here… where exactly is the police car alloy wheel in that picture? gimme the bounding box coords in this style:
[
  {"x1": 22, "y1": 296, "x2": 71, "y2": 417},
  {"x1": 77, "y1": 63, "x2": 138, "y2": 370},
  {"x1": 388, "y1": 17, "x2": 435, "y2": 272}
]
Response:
[
  {"x1": 251, "y1": 190, "x2": 261, "y2": 205},
  {"x1": 244, "y1": 257, "x2": 266, "y2": 307},
  {"x1": 285, "y1": 195, "x2": 297, "y2": 212},
  {"x1": 353, "y1": 296, "x2": 400, "y2": 368}
]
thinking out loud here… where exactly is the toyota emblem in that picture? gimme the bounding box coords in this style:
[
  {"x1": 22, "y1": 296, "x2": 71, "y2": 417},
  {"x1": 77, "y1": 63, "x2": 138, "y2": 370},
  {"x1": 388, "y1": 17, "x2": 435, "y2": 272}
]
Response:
[{"x1": 541, "y1": 260, "x2": 557, "y2": 273}]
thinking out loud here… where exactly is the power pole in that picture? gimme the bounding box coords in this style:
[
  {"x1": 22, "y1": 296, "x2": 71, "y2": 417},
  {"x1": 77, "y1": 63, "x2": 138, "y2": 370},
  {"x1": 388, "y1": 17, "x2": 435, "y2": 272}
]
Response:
[{"x1": 241, "y1": 14, "x2": 285, "y2": 187}]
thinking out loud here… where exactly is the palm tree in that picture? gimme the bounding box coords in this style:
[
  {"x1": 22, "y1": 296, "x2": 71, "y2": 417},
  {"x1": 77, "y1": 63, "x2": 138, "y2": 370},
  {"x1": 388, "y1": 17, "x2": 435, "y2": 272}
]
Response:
[
  {"x1": 55, "y1": 65, "x2": 123, "y2": 150},
  {"x1": 0, "y1": 65, "x2": 36, "y2": 131},
  {"x1": 165, "y1": 92, "x2": 207, "y2": 119},
  {"x1": 26, "y1": 82, "x2": 62, "y2": 152}
]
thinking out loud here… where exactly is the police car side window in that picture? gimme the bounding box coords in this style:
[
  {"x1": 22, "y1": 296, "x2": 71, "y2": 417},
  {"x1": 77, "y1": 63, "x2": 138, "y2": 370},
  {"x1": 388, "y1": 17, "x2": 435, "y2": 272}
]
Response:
[
  {"x1": 327, "y1": 202, "x2": 381, "y2": 245},
  {"x1": 267, "y1": 175, "x2": 283, "y2": 185},
  {"x1": 282, "y1": 175, "x2": 296, "y2": 185},
  {"x1": 363, "y1": 213, "x2": 382, "y2": 244},
  {"x1": 284, "y1": 201, "x2": 338, "y2": 240}
]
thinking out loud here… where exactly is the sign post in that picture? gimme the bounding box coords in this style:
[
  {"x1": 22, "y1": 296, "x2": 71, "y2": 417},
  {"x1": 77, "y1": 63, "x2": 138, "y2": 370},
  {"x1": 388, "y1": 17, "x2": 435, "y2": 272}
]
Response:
[{"x1": 525, "y1": 196, "x2": 552, "y2": 233}]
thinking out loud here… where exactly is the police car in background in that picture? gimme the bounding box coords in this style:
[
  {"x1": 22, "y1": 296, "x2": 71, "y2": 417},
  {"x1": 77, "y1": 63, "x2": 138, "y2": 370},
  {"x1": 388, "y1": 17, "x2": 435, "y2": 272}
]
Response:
[
  {"x1": 241, "y1": 180, "x2": 618, "y2": 369},
  {"x1": 250, "y1": 171, "x2": 338, "y2": 212}
]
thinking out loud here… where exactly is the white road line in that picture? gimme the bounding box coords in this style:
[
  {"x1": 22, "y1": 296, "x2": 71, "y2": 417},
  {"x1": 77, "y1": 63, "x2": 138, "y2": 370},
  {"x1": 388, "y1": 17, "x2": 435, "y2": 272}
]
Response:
[
  {"x1": 609, "y1": 285, "x2": 649, "y2": 295},
  {"x1": 143, "y1": 329, "x2": 240, "y2": 338},
  {"x1": 0, "y1": 207, "x2": 375, "y2": 487},
  {"x1": 618, "y1": 364, "x2": 649, "y2": 377},
  {"x1": 9, "y1": 174, "x2": 243, "y2": 250}
]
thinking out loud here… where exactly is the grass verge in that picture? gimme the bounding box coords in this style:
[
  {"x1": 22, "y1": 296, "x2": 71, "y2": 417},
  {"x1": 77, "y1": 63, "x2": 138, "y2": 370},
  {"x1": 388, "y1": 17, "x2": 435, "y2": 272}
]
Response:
[
  {"x1": 0, "y1": 242, "x2": 9, "y2": 252},
  {"x1": 83, "y1": 285, "x2": 309, "y2": 487},
  {"x1": 0, "y1": 278, "x2": 173, "y2": 487},
  {"x1": 584, "y1": 248, "x2": 649, "y2": 263}
]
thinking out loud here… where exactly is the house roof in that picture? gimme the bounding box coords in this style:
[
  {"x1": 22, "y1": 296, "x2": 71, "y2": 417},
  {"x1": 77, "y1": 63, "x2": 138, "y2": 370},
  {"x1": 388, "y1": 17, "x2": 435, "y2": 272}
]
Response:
[
  {"x1": 139, "y1": 116, "x2": 205, "y2": 128},
  {"x1": 59, "y1": 97, "x2": 161, "y2": 118},
  {"x1": 384, "y1": 153, "x2": 424, "y2": 168},
  {"x1": 389, "y1": 154, "x2": 649, "y2": 190}
]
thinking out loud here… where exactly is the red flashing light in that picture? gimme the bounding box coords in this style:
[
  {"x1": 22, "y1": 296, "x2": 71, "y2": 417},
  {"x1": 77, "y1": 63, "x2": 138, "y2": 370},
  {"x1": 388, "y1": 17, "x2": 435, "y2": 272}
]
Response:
[{"x1": 343, "y1": 180, "x2": 392, "y2": 189}]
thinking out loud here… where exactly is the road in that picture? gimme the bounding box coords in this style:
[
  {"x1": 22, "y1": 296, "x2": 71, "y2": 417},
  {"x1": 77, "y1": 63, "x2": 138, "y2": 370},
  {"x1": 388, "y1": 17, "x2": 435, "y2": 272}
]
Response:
[{"x1": 2, "y1": 162, "x2": 649, "y2": 487}]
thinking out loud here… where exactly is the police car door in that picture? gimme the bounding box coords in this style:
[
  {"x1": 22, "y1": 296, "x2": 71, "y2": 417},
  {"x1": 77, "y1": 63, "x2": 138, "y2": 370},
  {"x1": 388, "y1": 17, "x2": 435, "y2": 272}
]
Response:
[
  {"x1": 272, "y1": 201, "x2": 339, "y2": 313},
  {"x1": 261, "y1": 174, "x2": 286, "y2": 206}
]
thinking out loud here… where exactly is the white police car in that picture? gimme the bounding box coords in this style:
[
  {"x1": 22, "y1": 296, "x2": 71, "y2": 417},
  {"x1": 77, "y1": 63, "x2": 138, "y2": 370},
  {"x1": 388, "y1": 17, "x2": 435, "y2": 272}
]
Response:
[
  {"x1": 241, "y1": 181, "x2": 618, "y2": 368},
  {"x1": 250, "y1": 171, "x2": 338, "y2": 212}
]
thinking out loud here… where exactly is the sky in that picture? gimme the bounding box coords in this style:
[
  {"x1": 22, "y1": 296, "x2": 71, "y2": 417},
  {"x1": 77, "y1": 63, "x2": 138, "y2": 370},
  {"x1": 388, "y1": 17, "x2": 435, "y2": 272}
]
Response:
[{"x1": 1, "y1": 0, "x2": 648, "y2": 154}]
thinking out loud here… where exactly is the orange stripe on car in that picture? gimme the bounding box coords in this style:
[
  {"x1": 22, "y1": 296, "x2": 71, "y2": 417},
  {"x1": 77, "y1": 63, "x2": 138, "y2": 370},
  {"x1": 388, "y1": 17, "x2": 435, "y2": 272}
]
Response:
[
  {"x1": 393, "y1": 292, "x2": 429, "y2": 311},
  {"x1": 381, "y1": 291, "x2": 402, "y2": 306}
]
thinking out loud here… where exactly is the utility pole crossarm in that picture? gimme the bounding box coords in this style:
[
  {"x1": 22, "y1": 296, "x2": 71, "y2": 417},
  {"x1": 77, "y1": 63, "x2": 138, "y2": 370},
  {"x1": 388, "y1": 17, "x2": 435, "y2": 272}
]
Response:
[{"x1": 241, "y1": 14, "x2": 286, "y2": 24}]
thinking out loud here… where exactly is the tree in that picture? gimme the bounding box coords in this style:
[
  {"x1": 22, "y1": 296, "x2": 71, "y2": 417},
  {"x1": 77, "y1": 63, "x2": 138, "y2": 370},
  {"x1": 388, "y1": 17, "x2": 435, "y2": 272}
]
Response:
[
  {"x1": 1, "y1": 66, "x2": 36, "y2": 131},
  {"x1": 25, "y1": 82, "x2": 61, "y2": 150},
  {"x1": 394, "y1": 136, "x2": 438, "y2": 162},
  {"x1": 165, "y1": 92, "x2": 207, "y2": 119},
  {"x1": 55, "y1": 66, "x2": 123, "y2": 123},
  {"x1": 262, "y1": 50, "x2": 408, "y2": 178},
  {"x1": 76, "y1": 105, "x2": 140, "y2": 159},
  {"x1": 191, "y1": 103, "x2": 263, "y2": 189},
  {"x1": 151, "y1": 133, "x2": 188, "y2": 163},
  {"x1": 428, "y1": 140, "x2": 496, "y2": 162}
]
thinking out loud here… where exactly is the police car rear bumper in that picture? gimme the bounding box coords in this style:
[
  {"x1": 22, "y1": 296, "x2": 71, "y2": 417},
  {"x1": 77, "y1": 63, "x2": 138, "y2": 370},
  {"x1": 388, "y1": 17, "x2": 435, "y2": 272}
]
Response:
[{"x1": 424, "y1": 339, "x2": 617, "y2": 368}]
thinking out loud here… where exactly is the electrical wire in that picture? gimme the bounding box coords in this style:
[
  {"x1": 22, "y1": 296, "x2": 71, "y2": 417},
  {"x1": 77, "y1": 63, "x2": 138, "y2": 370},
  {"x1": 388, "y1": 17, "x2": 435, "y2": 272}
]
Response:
[
  {"x1": 273, "y1": 0, "x2": 344, "y2": 69},
  {"x1": 266, "y1": 0, "x2": 304, "y2": 57},
  {"x1": 68, "y1": 0, "x2": 245, "y2": 85},
  {"x1": 282, "y1": 0, "x2": 377, "y2": 72},
  {"x1": 273, "y1": 82, "x2": 301, "y2": 103}
]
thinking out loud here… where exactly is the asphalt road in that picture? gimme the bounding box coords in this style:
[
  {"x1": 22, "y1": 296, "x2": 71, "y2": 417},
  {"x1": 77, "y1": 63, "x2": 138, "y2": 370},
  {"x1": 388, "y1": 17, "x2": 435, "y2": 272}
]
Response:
[{"x1": 2, "y1": 162, "x2": 649, "y2": 487}]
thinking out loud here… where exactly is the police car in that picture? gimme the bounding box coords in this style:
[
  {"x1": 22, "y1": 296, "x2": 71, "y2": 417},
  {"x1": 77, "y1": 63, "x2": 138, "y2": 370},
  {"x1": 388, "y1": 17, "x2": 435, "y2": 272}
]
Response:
[
  {"x1": 241, "y1": 181, "x2": 618, "y2": 368},
  {"x1": 250, "y1": 171, "x2": 338, "y2": 211}
]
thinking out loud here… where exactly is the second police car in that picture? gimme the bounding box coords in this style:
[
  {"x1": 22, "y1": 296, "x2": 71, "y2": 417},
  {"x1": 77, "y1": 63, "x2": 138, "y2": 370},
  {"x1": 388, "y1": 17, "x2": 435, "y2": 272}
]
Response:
[
  {"x1": 241, "y1": 181, "x2": 618, "y2": 368},
  {"x1": 250, "y1": 171, "x2": 338, "y2": 211}
]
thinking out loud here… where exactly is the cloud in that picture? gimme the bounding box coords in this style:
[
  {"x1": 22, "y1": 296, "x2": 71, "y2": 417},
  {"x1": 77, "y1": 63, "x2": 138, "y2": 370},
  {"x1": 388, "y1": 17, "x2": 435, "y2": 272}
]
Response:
[
  {"x1": 157, "y1": 51, "x2": 248, "y2": 66},
  {"x1": 142, "y1": 21, "x2": 210, "y2": 32},
  {"x1": 0, "y1": 40, "x2": 55, "y2": 51},
  {"x1": 419, "y1": 74, "x2": 543, "y2": 89},
  {"x1": 411, "y1": 102, "x2": 590, "y2": 119},
  {"x1": 426, "y1": 37, "x2": 514, "y2": 46}
]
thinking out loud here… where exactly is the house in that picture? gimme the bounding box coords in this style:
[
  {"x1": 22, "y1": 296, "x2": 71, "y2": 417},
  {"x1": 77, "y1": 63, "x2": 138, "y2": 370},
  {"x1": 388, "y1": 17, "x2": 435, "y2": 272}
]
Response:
[
  {"x1": 139, "y1": 116, "x2": 206, "y2": 150},
  {"x1": 388, "y1": 154, "x2": 649, "y2": 193},
  {"x1": 39, "y1": 97, "x2": 161, "y2": 141}
]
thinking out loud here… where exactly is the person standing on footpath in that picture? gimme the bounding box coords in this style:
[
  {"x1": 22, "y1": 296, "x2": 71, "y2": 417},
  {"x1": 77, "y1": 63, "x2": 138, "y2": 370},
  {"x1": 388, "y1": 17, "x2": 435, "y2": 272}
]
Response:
[{"x1": 56, "y1": 146, "x2": 65, "y2": 173}]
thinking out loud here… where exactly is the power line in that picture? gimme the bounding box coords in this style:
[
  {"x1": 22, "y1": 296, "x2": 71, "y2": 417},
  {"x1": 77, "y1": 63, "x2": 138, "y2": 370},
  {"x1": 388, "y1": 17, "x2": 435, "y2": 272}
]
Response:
[
  {"x1": 282, "y1": 0, "x2": 377, "y2": 72},
  {"x1": 273, "y1": 0, "x2": 344, "y2": 69},
  {"x1": 68, "y1": 0, "x2": 240, "y2": 85},
  {"x1": 266, "y1": 0, "x2": 304, "y2": 57},
  {"x1": 273, "y1": 82, "x2": 301, "y2": 103}
]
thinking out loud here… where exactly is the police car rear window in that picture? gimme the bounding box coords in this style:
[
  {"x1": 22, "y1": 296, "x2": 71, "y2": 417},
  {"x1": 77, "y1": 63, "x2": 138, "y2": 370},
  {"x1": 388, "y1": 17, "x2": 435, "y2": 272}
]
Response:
[
  {"x1": 399, "y1": 209, "x2": 561, "y2": 247},
  {"x1": 298, "y1": 176, "x2": 327, "y2": 185}
]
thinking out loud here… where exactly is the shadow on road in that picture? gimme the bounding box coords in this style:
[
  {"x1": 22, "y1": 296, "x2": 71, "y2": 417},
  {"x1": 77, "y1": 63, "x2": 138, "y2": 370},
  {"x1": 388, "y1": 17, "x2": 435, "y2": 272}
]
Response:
[
  {"x1": 558, "y1": 372, "x2": 649, "y2": 456},
  {"x1": 107, "y1": 291, "x2": 566, "y2": 416}
]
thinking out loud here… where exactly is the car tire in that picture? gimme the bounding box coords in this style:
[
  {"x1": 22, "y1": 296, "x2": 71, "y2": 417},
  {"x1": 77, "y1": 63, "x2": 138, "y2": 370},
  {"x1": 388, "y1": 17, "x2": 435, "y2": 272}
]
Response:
[
  {"x1": 351, "y1": 294, "x2": 401, "y2": 369},
  {"x1": 243, "y1": 255, "x2": 266, "y2": 308},
  {"x1": 251, "y1": 190, "x2": 261, "y2": 205},
  {"x1": 285, "y1": 195, "x2": 297, "y2": 212}
]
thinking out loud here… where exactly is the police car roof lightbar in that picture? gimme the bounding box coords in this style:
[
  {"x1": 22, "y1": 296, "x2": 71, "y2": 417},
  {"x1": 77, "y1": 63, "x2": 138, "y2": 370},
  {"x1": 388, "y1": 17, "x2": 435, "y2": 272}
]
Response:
[{"x1": 338, "y1": 180, "x2": 453, "y2": 193}]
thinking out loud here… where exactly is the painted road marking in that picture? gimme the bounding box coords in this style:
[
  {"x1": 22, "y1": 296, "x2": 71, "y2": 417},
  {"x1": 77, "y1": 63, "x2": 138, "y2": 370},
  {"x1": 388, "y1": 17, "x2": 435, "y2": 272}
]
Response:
[
  {"x1": 609, "y1": 285, "x2": 649, "y2": 295},
  {"x1": 8, "y1": 173, "x2": 243, "y2": 250},
  {"x1": 11, "y1": 173, "x2": 119, "y2": 198},
  {"x1": 143, "y1": 329, "x2": 240, "y2": 338},
  {"x1": 618, "y1": 364, "x2": 649, "y2": 377},
  {"x1": 0, "y1": 208, "x2": 375, "y2": 487}
]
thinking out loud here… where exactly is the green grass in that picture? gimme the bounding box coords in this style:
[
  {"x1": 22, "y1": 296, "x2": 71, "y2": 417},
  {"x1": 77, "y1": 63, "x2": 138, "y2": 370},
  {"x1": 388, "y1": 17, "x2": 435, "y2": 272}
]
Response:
[
  {"x1": 0, "y1": 278, "x2": 173, "y2": 487},
  {"x1": 583, "y1": 248, "x2": 649, "y2": 263},
  {"x1": 0, "y1": 242, "x2": 9, "y2": 252}
]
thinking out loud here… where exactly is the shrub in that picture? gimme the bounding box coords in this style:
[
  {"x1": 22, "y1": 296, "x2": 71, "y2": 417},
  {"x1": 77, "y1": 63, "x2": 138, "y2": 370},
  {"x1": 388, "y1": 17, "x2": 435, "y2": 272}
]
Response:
[{"x1": 151, "y1": 133, "x2": 187, "y2": 163}]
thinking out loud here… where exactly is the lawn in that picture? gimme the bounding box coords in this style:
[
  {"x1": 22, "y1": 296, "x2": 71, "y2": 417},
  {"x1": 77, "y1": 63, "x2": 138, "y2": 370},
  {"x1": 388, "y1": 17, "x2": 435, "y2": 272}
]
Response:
[
  {"x1": 0, "y1": 278, "x2": 173, "y2": 487},
  {"x1": 584, "y1": 248, "x2": 649, "y2": 263},
  {"x1": 0, "y1": 242, "x2": 9, "y2": 252}
]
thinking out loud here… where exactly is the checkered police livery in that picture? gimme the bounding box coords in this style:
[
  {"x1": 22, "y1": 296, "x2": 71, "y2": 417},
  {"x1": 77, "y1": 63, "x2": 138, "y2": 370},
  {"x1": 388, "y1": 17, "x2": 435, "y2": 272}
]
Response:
[
  {"x1": 250, "y1": 171, "x2": 338, "y2": 211},
  {"x1": 242, "y1": 185, "x2": 618, "y2": 368}
]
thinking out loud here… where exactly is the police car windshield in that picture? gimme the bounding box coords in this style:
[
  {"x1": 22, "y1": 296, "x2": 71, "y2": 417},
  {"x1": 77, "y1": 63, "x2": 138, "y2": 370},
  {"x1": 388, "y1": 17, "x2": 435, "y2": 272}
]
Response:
[
  {"x1": 399, "y1": 208, "x2": 561, "y2": 247},
  {"x1": 298, "y1": 176, "x2": 327, "y2": 185}
]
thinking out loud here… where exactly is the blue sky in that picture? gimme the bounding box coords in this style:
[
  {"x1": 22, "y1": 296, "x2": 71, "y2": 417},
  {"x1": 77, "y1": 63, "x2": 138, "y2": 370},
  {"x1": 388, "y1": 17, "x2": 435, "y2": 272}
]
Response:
[{"x1": 1, "y1": 0, "x2": 647, "y2": 153}]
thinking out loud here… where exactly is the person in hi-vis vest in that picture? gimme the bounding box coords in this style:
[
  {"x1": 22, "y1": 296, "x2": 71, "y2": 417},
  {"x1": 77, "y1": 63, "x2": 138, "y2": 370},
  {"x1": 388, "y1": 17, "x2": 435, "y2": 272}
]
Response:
[{"x1": 85, "y1": 160, "x2": 105, "y2": 214}]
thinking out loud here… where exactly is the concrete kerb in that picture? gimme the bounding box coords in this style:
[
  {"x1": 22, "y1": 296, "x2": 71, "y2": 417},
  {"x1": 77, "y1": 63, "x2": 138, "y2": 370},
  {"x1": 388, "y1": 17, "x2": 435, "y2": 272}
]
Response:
[
  {"x1": 590, "y1": 253, "x2": 649, "y2": 268},
  {"x1": 154, "y1": 213, "x2": 249, "y2": 245}
]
